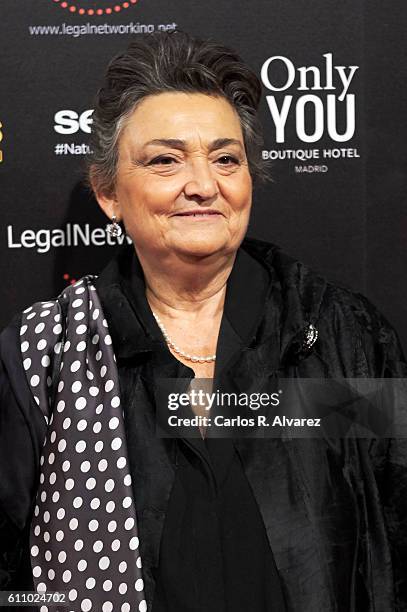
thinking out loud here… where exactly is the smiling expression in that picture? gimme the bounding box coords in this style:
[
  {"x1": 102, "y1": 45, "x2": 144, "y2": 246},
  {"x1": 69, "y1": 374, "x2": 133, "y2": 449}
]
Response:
[{"x1": 96, "y1": 92, "x2": 253, "y2": 261}]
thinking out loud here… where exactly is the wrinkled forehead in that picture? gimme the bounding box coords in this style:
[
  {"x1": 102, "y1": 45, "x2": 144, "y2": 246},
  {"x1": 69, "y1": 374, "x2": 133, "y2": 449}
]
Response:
[{"x1": 118, "y1": 92, "x2": 245, "y2": 154}]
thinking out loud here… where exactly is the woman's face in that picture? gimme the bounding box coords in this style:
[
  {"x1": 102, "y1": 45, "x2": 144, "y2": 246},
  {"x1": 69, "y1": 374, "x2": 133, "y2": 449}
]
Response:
[{"x1": 96, "y1": 92, "x2": 252, "y2": 260}]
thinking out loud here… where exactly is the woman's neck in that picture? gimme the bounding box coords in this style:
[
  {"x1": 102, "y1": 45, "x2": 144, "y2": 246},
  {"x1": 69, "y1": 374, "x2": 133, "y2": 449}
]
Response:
[{"x1": 136, "y1": 248, "x2": 236, "y2": 320}]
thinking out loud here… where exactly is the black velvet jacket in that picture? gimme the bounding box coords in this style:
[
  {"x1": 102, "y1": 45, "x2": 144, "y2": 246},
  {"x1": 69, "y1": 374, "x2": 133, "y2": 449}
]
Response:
[{"x1": 1, "y1": 237, "x2": 407, "y2": 611}]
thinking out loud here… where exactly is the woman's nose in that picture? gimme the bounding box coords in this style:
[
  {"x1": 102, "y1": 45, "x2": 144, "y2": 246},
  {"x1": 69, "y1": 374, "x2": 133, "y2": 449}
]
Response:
[{"x1": 183, "y1": 159, "x2": 219, "y2": 200}]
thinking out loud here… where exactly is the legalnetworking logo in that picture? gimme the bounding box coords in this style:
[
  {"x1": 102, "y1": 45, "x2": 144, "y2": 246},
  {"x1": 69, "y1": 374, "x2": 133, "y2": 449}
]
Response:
[{"x1": 50, "y1": 0, "x2": 139, "y2": 16}]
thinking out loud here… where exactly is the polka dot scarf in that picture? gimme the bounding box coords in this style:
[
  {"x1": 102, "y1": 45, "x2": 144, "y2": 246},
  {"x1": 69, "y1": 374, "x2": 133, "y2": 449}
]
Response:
[{"x1": 20, "y1": 276, "x2": 147, "y2": 612}]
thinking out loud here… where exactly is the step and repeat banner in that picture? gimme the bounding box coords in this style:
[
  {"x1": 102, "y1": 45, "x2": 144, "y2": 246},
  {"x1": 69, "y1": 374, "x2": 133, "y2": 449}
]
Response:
[{"x1": 1, "y1": 1, "x2": 406, "y2": 350}]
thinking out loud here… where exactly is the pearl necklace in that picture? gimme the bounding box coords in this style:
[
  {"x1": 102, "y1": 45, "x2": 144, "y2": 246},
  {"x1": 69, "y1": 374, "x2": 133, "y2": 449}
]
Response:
[{"x1": 152, "y1": 312, "x2": 216, "y2": 363}]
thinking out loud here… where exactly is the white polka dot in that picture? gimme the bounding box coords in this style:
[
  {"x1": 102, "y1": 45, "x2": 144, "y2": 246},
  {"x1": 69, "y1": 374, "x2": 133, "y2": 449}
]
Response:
[
  {"x1": 76, "y1": 324, "x2": 87, "y2": 335},
  {"x1": 77, "y1": 341, "x2": 87, "y2": 352},
  {"x1": 37, "y1": 339, "x2": 47, "y2": 351},
  {"x1": 34, "y1": 504, "x2": 40, "y2": 516},
  {"x1": 31, "y1": 545, "x2": 39, "y2": 557},
  {"x1": 75, "y1": 397, "x2": 87, "y2": 410},
  {"x1": 73, "y1": 496, "x2": 83, "y2": 508},
  {"x1": 105, "y1": 380, "x2": 114, "y2": 392},
  {"x1": 62, "y1": 569, "x2": 71, "y2": 583},
  {"x1": 72, "y1": 299, "x2": 83, "y2": 308},
  {"x1": 112, "y1": 438, "x2": 122, "y2": 451},
  {"x1": 48, "y1": 568, "x2": 55, "y2": 580},
  {"x1": 69, "y1": 589, "x2": 78, "y2": 602},
  {"x1": 74, "y1": 539, "x2": 83, "y2": 551},
  {"x1": 63, "y1": 417, "x2": 71, "y2": 430},
  {"x1": 21, "y1": 341, "x2": 29, "y2": 352},
  {"x1": 57, "y1": 380, "x2": 64, "y2": 392},
  {"x1": 118, "y1": 561, "x2": 127, "y2": 573},
  {"x1": 20, "y1": 324, "x2": 28, "y2": 335},
  {"x1": 30, "y1": 375, "x2": 40, "y2": 387},
  {"x1": 106, "y1": 500, "x2": 115, "y2": 513},
  {"x1": 139, "y1": 602, "x2": 147, "y2": 612},
  {"x1": 102, "y1": 319, "x2": 108, "y2": 327},
  {"x1": 40, "y1": 309, "x2": 51, "y2": 317},
  {"x1": 108, "y1": 520, "x2": 117, "y2": 532},
  {"x1": 43, "y1": 531, "x2": 50, "y2": 543},
  {"x1": 86, "y1": 477, "x2": 96, "y2": 490},
  {"x1": 93, "y1": 540, "x2": 103, "y2": 553},
  {"x1": 96, "y1": 350, "x2": 102, "y2": 361},
  {"x1": 103, "y1": 580, "x2": 112, "y2": 592},
  {"x1": 58, "y1": 551, "x2": 66, "y2": 563},
  {"x1": 119, "y1": 583, "x2": 128, "y2": 595},
  {"x1": 51, "y1": 431, "x2": 57, "y2": 443},
  {"x1": 99, "y1": 556, "x2": 110, "y2": 570},
  {"x1": 76, "y1": 440, "x2": 86, "y2": 453},
  {"x1": 92, "y1": 309, "x2": 100, "y2": 320},
  {"x1": 102, "y1": 602, "x2": 113, "y2": 612},
  {"x1": 95, "y1": 441, "x2": 104, "y2": 452},
  {"x1": 86, "y1": 370, "x2": 94, "y2": 380},
  {"x1": 98, "y1": 459, "x2": 108, "y2": 472},
  {"x1": 96, "y1": 404, "x2": 104, "y2": 414},
  {"x1": 77, "y1": 419, "x2": 87, "y2": 431},
  {"x1": 109, "y1": 417, "x2": 119, "y2": 430},
  {"x1": 89, "y1": 386, "x2": 99, "y2": 396},
  {"x1": 48, "y1": 453, "x2": 55, "y2": 465},
  {"x1": 63, "y1": 340, "x2": 71, "y2": 352},
  {"x1": 74, "y1": 311, "x2": 85, "y2": 320},
  {"x1": 81, "y1": 460, "x2": 91, "y2": 473},
  {"x1": 117, "y1": 456, "x2": 126, "y2": 469},
  {"x1": 121, "y1": 604, "x2": 130, "y2": 612},
  {"x1": 43, "y1": 511, "x2": 50, "y2": 523},
  {"x1": 124, "y1": 474, "x2": 132, "y2": 486},
  {"x1": 41, "y1": 355, "x2": 50, "y2": 367},
  {"x1": 75, "y1": 286, "x2": 85, "y2": 294},
  {"x1": 35, "y1": 322, "x2": 45, "y2": 334},
  {"x1": 81, "y1": 598, "x2": 92, "y2": 611},
  {"x1": 52, "y1": 491, "x2": 60, "y2": 503},
  {"x1": 34, "y1": 396, "x2": 40, "y2": 406},
  {"x1": 100, "y1": 365, "x2": 107, "y2": 377},
  {"x1": 57, "y1": 400, "x2": 65, "y2": 412},
  {"x1": 54, "y1": 313, "x2": 61, "y2": 322},
  {"x1": 39, "y1": 473, "x2": 45, "y2": 484},
  {"x1": 65, "y1": 478, "x2": 74, "y2": 491},
  {"x1": 23, "y1": 358, "x2": 31, "y2": 370},
  {"x1": 45, "y1": 550, "x2": 52, "y2": 562},
  {"x1": 104, "y1": 335, "x2": 112, "y2": 345},
  {"x1": 40, "y1": 491, "x2": 47, "y2": 502},
  {"x1": 129, "y1": 536, "x2": 139, "y2": 550},
  {"x1": 37, "y1": 582, "x2": 47, "y2": 592},
  {"x1": 69, "y1": 518, "x2": 79, "y2": 530},
  {"x1": 88, "y1": 519, "x2": 98, "y2": 532},
  {"x1": 78, "y1": 559, "x2": 87, "y2": 571},
  {"x1": 92, "y1": 334, "x2": 99, "y2": 345},
  {"x1": 90, "y1": 497, "x2": 100, "y2": 510},
  {"x1": 93, "y1": 422, "x2": 102, "y2": 434},
  {"x1": 122, "y1": 496, "x2": 132, "y2": 508},
  {"x1": 71, "y1": 360, "x2": 81, "y2": 372},
  {"x1": 111, "y1": 539, "x2": 121, "y2": 551},
  {"x1": 23, "y1": 306, "x2": 33, "y2": 313},
  {"x1": 125, "y1": 517, "x2": 134, "y2": 531},
  {"x1": 56, "y1": 530, "x2": 64, "y2": 542},
  {"x1": 58, "y1": 439, "x2": 67, "y2": 452},
  {"x1": 72, "y1": 381, "x2": 82, "y2": 393},
  {"x1": 49, "y1": 471, "x2": 57, "y2": 484},
  {"x1": 111, "y1": 396, "x2": 121, "y2": 408},
  {"x1": 53, "y1": 324, "x2": 62, "y2": 335},
  {"x1": 86, "y1": 577, "x2": 96, "y2": 589},
  {"x1": 27, "y1": 312, "x2": 36, "y2": 320},
  {"x1": 105, "y1": 479, "x2": 115, "y2": 493}
]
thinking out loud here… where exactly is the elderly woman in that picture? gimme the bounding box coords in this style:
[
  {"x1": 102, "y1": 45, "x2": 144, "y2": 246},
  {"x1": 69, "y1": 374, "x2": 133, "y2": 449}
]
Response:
[{"x1": 1, "y1": 30, "x2": 406, "y2": 612}]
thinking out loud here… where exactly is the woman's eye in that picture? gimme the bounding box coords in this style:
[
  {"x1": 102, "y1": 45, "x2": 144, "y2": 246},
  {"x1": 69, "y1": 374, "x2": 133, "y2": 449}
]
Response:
[
  {"x1": 217, "y1": 155, "x2": 239, "y2": 165},
  {"x1": 149, "y1": 156, "x2": 176, "y2": 166}
]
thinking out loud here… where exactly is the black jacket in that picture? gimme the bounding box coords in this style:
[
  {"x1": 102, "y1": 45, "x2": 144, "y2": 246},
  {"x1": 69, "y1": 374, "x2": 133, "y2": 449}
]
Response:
[{"x1": 1, "y1": 237, "x2": 407, "y2": 611}]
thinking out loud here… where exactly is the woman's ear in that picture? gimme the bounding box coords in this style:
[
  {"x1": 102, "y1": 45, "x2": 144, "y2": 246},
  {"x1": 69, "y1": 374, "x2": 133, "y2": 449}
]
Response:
[{"x1": 90, "y1": 171, "x2": 122, "y2": 222}]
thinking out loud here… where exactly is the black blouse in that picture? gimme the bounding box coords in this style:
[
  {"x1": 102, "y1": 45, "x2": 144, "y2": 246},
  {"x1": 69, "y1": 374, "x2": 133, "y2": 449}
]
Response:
[{"x1": 115, "y1": 247, "x2": 287, "y2": 611}]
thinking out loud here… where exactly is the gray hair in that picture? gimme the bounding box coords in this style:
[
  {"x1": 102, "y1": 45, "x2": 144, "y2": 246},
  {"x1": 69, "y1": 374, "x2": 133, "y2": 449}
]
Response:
[{"x1": 87, "y1": 30, "x2": 270, "y2": 195}]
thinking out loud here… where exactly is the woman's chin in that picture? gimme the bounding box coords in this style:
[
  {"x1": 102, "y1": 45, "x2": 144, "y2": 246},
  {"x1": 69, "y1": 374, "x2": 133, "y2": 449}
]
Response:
[{"x1": 171, "y1": 237, "x2": 229, "y2": 259}]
